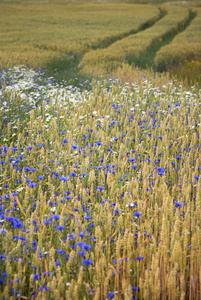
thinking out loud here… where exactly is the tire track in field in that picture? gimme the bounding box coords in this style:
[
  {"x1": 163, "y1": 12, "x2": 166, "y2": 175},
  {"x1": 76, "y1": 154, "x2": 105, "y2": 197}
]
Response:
[
  {"x1": 88, "y1": 8, "x2": 166, "y2": 51},
  {"x1": 126, "y1": 9, "x2": 196, "y2": 72}
]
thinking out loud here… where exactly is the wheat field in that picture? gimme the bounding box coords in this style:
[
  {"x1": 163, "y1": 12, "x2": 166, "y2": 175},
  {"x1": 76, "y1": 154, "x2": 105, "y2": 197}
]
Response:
[
  {"x1": 0, "y1": 1, "x2": 201, "y2": 299},
  {"x1": 0, "y1": 3, "x2": 159, "y2": 68}
]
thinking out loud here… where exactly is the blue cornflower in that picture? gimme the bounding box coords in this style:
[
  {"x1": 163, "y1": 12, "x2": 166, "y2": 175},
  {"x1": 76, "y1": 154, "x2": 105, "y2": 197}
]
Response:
[
  {"x1": 57, "y1": 225, "x2": 65, "y2": 231},
  {"x1": 72, "y1": 144, "x2": 78, "y2": 150},
  {"x1": 24, "y1": 167, "x2": 31, "y2": 172},
  {"x1": 79, "y1": 232, "x2": 85, "y2": 238},
  {"x1": 133, "y1": 211, "x2": 142, "y2": 218},
  {"x1": 28, "y1": 182, "x2": 37, "y2": 188},
  {"x1": 136, "y1": 256, "x2": 144, "y2": 260},
  {"x1": 78, "y1": 251, "x2": 86, "y2": 256},
  {"x1": 70, "y1": 172, "x2": 77, "y2": 177},
  {"x1": 56, "y1": 249, "x2": 66, "y2": 255},
  {"x1": 60, "y1": 176, "x2": 69, "y2": 181},
  {"x1": 96, "y1": 141, "x2": 102, "y2": 146},
  {"x1": 55, "y1": 259, "x2": 61, "y2": 267},
  {"x1": 131, "y1": 286, "x2": 138, "y2": 291},
  {"x1": 63, "y1": 138, "x2": 68, "y2": 144},
  {"x1": 156, "y1": 167, "x2": 165, "y2": 176},
  {"x1": 195, "y1": 176, "x2": 199, "y2": 181},
  {"x1": 11, "y1": 146, "x2": 17, "y2": 151},
  {"x1": 97, "y1": 186, "x2": 105, "y2": 192},
  {"x1": 114, "y1": 208, "x2": 119, "y2": 215},
  {"x1": 38, "y1": 176, "x2": 44, "y2": 180},
  {"x1": 107, "y1": 292, "x2": 114, "y2": 298},
  {"x1": 81, "y1": 243, "x2": 92, "y2": 251},
  {"x1": 39, "y1": 285, "x2": 49, "y2": 292},
  {"x1": 67, "y1": 233, "x2": 75, "y2": 241},
  {"x1": 43, "y1": 220, "x2": 52, "y2": 225},
  {"x1": 33, "y1": 273, "x2": 40, "y2": 281},
  {"x1": 175, "y1": 201, "x2": 182, "y2": 208},
  {"x1": 77, "y1": 241, "x2": 84, "y2": 247},
  {"x1": 82, "y1": 259, "x2": 93, "y2": 265}
]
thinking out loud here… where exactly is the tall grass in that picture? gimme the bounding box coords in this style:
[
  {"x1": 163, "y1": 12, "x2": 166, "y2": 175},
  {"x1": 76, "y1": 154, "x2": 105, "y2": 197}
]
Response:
[{"x1": 154, "y1": 7, "x2": 201, "y2": 71}]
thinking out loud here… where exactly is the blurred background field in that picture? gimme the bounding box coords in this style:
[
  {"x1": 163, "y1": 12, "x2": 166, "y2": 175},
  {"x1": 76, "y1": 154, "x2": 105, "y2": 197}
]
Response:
[
  {"x1": 0, "y1": 3, "x2": 160, "y2": 67},
  {"x1": 0, "y1": 0, "x2": 201, "y2": 87},
  {"x1": 80, "y1": 6, "x2": 190, "y2": 74}
]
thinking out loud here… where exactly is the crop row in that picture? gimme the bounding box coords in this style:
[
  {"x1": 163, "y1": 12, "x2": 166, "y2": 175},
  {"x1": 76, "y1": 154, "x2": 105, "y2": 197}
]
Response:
[
  {"x1": 154, "y1": 8, "x2": 201, "y2": 71},
  {"x1": 81, "y1": 6, "x2": 189, "y2": 75}
]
